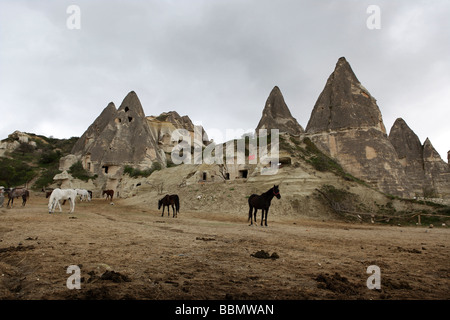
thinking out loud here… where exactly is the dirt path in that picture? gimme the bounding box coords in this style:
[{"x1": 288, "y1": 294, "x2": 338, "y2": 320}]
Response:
[{"x1": 0, "y1": 195, "x2": 449, "y2": 300}]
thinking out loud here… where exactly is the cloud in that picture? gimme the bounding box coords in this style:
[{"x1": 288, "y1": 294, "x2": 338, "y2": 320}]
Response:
[{"x1": 0, "y1": 0, "x2": 448, "y2": 161}]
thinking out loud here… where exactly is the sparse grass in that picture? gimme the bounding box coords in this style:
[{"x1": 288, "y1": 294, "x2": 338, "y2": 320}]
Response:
[{"x1": 279, "y1": 135, "x2": 370, "y2": 187}]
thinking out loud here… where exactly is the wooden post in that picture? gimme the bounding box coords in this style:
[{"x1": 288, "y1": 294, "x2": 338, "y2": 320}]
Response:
[{"x1": 418, "y1": 214, "x2": 421, "y2": 225}]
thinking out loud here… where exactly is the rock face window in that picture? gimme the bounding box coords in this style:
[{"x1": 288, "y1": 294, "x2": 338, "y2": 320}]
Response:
[
  {"x1": 125, "y1": 107, "x2": 130, "y2": 112},
  {"x1": 102, "y1": 165, "x2": 109, "y2": 174},
  {"x1": 202, "y1": 172, "x2": 207, "y2": 181},
  {"x1": 239, "y1": 170, "x2": 248, "y2": 178},
  {"x1": 128, "y1": 117, "x2": 133, "y2": 122}
]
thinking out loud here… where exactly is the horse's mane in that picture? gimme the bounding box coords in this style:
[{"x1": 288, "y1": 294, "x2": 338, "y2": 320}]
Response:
[{"x1": 262, "y1": 186, "x2": 276, "y2": 197}]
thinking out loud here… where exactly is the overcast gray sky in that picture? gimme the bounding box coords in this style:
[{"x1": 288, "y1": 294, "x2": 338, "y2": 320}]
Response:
[{"x1": 0, "y1": 0, "x2": 449, "y2": 161}]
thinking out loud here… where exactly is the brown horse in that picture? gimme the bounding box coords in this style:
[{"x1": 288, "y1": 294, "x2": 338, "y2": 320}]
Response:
[
  {"x1": 158, "y1": 194, "x2": 180, "y2": 217},
  {"x1": 102, "y1": 190, "x2": 114, "y2": 201},
  {"x1": 6, "y1": 187, "x2": 30, "y2": 208}
]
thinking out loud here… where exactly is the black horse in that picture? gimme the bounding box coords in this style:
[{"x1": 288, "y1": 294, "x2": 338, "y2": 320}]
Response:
[
  {"x1": 248, "y1": 185, "x2": 281, "y2": 226},
  {"x1": 158, "y1": 194, "x2": 180, "y2": 218}
]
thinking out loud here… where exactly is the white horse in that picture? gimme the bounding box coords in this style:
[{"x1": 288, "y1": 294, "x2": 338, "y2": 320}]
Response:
[
  {"x1": 48, "y1": 188, "x2": 77, "y2": 213},
  {"x1": 76, "y1": 189, "x2": 91, "y2": 201}
]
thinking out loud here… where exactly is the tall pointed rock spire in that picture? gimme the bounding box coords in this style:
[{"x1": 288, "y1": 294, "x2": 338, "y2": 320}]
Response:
[
  {"x1": 71, "y1": 102, "x2": 117, "y2": 155},
  {"x1": 256, "y1": 86, "x2": 304, "y2": 135},
  {"x1": 305, "y1": 57, "x2": 411, "y2": 197},
  {"x1": 388, "y1": 118, "x2": 425, "y2": 194},
  {"x1": 306, "y1": 57, "x2": 386, "y2": 134},
  {"x1": 70, "y1": 91, "x2": 166, "y2": 176}
]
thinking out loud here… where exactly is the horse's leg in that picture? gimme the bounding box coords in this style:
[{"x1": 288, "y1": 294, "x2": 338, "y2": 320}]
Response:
[
  {"x1": 263, "y1": 208, "x2": 269, "y2": 226},
  {"x1": 261, "y1": 209, "x2": 265, "y2": 226}
]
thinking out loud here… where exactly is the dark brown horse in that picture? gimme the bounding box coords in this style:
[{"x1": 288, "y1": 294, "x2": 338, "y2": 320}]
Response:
[
  {"x1": 248, "y1": 185, "x2": 281, "y2": 226},
  {"x1": 102, "y1": 190, "x2": 114, "y2": 201},
  {"x1": 6, "y1": 187, "x2": 29, "y2": 208},
  {"x1": 158, "y1": 194, "x2": 180, "y2": 218}
]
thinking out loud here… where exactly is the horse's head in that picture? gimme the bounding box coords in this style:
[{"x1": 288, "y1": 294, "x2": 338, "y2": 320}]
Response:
[
  {"x1": 158, "y1": 199, "x2": 162, "y2": 209},
  {"x1": 273, "y1": 185, "x2": 281, "y2": 199}
]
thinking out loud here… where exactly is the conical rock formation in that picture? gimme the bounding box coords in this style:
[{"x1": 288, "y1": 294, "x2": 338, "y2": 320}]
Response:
[
  {"x1": 256, "y1": 86, "x2": 304, "y2": 135},
  {"x1": 71, "y1": 102, "x2": 117, "y2": 155},
  {"x1": 388, "y1": 118, "x2": 425, "y2": 194},
  {"x1": 422, "y1": 138, "x2": 450, "y2": 197},
  {"x1": 305, "y1": 57, "x2": 411, "y2": 197},
  {"x1": 69, "y1": 91, "x2": 166, "y2": 176},
  {"x1": 306, "y1": 57, "x2": 385, "y2": 133}
]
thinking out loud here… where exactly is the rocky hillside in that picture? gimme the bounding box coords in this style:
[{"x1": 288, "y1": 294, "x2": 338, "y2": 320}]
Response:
[
  {"x1": 117, "y1": 133, "x2": 450, "y2": 226},
  {"x1": 1, "y1": 56, "x2": 448, "y2": 225},
  {"x1": 0, "y1": 131, "x2": 77, "y2": 189}
]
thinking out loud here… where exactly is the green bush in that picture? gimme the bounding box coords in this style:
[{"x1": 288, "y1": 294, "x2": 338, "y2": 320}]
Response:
[
  {"x1": 68, "y1": 161, "x2": 92, "y2": 182},
  {"x1": 124, "y1": 162, "x2": 162, "y2": 178},
  {"x1": 0, "y1": 158, "x2": 37, "y2": 187},
  {"x1": 34, "y1": 168, "x2": 62, "y2": 190},
  {"x1": 39, "y1": 150, "x2": 62, "y2": 166}
]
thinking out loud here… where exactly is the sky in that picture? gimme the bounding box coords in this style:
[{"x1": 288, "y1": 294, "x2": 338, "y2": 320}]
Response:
[{"x1": 0, "y1": 0, "x2": 449, "y2": 161}]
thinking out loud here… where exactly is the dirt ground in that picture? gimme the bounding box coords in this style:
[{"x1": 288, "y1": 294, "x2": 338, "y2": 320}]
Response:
[{"x1": 0, "y1": 193, "x2": 449, "y2": 300}]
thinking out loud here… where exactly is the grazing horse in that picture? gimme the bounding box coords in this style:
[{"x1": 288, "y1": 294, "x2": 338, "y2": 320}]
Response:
[
  {"x1": 248, "y1": 185, "x2": 281, "y2": 226},
  {"x1": 158, "y1": 194, "x2": 180, "y2": 217},
  {"x1": 48, "y1": 188, "x2": 77, "y2": 213},
  {"x1": 102, "y1": 190, "x2": 114, "y2": 201},
  {"x1": 76, "y1": 189, "x2": 91, "y2": 201},
  {"x1": 6, "y1": 188, "x2": 29, "y2": 208}
]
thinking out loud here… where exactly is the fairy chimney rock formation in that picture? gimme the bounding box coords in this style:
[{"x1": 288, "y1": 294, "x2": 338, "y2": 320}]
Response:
[
  {"x1": 306, "y1": 57, "x2": 385, "y2": 134},
  {"x1": 422, "y1": 138, "x2": 450, "y2": 197},
  {"x1": 71, "y1": 102, "x2": 117, "y2": 155},
  {"x1": 305, "y1": 57, "x2": 411, "y2": 197},
  {"x1": 69, "y1": 91, "x2": 166, "y2": 175},
  {"x1": 256, "y1": 86, "x2": 304, "y2": 135},
  {"x1": 388, "y1": 118, "x2": 425, "y2": 194}
]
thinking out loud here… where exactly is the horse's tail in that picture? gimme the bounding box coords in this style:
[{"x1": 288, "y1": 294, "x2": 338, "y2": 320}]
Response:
[{"x1": 175, "y1": 195, "x2": 180, "y2": 213}]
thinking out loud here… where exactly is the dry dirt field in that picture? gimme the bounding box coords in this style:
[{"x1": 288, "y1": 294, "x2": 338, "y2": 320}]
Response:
[{"x1": 0, "y1": 193, "x2": 449, "y2": 301}]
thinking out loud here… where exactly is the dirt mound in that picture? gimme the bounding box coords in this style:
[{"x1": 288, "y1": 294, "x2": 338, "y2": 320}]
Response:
[
  {"x1": 250, "y1": 250, "x2": 279, "y2": 260},
  {"x1": 315, "y1": 272, "x2": 360, "y2": 296}
]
